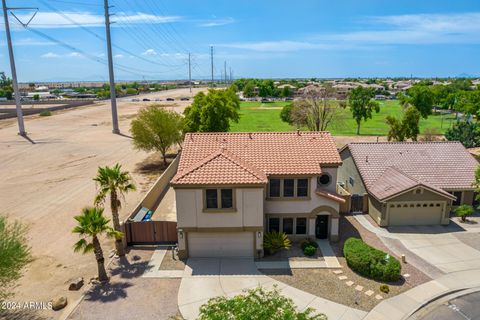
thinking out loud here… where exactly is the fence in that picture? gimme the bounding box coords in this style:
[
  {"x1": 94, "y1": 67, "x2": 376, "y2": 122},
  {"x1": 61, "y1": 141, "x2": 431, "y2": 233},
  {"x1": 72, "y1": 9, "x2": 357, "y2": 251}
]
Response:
[
  {"x1": 123, "y1": 154, "x2": 180, "y2": 246},
  {"x1": 125, "y1": 221, "x2": 178, "y2": 245}
]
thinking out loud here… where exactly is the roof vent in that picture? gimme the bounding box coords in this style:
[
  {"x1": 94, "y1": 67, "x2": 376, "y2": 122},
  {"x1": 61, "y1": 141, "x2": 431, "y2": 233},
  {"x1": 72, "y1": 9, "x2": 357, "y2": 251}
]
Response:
[
  {"x1": 249, "y1": 132, "x2": 253, "y2": 139},
  {"x1": 297, "y1": 129, "x2": 301, "y2": 136},
  {"x1": 366, "y1": 156, "x2": 369, "y2": 163}
]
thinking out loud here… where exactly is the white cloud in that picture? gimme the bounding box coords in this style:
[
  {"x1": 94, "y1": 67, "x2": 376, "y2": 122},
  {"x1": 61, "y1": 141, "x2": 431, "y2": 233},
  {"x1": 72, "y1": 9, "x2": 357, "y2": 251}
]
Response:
[
  {"x1": 114, "y1": 54, "x2": 124, "y2": 58},
  {"x1": 199, "y1": 17, "x2": 235, "y2": 27},
  {"x1": 67, "y1": 52, "x2": 82, "y2": 57},
  {"x1": 41, "y1": 52, "x2": 60, "y2": 58},
  {"x1": 142, "y1": 49, "x2": 157, "y2": 56},
  {"x1": 10, "y1": 11, "x2": 181, "y2": 29},
  {"x1": 218, "y1": 12, "x2": 480, "y2": 52}
]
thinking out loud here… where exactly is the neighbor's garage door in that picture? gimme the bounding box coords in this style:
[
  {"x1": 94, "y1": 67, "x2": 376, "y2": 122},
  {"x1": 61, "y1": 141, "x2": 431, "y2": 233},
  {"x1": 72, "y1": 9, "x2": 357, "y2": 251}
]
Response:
[
  {"x1": 388, "y1": 202, "x2": 444, "y2": 226},
  {"x1": 188, "y1": 232, "x2": 254, "y2": 258}
]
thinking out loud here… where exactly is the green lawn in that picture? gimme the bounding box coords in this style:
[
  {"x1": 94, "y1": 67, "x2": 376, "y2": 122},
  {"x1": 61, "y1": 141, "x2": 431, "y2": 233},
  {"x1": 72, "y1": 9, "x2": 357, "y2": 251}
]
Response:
[{"x1": 230, "y1": 100, "x2": 456, "y2": 136}]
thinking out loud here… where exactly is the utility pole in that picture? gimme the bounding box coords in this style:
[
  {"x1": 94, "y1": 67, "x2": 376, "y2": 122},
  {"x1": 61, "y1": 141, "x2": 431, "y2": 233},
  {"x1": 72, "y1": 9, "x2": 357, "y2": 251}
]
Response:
[
  {"x1": 230, "y1": 68, "x2": 233, "y2": 83},
  {"x1": 104, "y1": 0, "x2": 119, "y2": 134},
  {"x1": 210, "y1": 46, "x2": 214, "y2": 86},
  {"x1": 2, "y1": 0, "x2": 26, "y2": 136},
  {"x1": 188, "y1": 52, "x2": 192, "y2": 93},
  {"x1": 224, "y1": 61, "x2": 227, "y2": 84}
]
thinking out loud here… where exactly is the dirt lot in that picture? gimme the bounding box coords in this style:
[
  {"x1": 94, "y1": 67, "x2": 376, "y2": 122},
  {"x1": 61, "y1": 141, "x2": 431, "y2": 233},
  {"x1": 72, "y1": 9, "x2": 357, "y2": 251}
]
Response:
[{"x1": 0, "y1": 88, "x2": 204, "y2": 319}]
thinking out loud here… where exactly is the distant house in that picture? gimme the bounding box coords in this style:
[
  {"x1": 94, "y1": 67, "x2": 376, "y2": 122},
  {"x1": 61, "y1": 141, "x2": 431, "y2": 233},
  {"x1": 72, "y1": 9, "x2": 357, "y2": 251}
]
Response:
[
  {"x1": 338, "y1": 142, "x2": 478, "y2": 226},
  {"x1": 171, "y1": 132, "x2": 345, "y2": 258}
]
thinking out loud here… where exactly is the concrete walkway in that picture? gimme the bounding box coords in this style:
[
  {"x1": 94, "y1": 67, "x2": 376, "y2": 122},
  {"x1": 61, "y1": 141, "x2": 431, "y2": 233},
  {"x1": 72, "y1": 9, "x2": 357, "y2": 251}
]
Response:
[
  {"x1": 353, "y1": 214, "x2": 480, "y2": 274},
  {"x1": 178, "y1": 258, "x2": 366, "y2": 320},
  {"x1": 254, "y1": 239, "x2": 341, "y2": 269},
  {"x1": 364, "y1": 269, "x2": 480, "y2": 320},
  {"x1": 141, "y1": 248, "x2": 184, "y2": 278}
]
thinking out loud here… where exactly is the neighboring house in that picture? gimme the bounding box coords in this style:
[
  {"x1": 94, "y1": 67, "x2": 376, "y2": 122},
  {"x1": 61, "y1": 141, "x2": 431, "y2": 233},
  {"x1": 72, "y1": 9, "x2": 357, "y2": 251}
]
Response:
[
  {"x1": 171, "y1": 132, "x2": 345, "y2": 258},
  {"x1": 338, "y1": 142, "x2": 479, "y2": 227}
]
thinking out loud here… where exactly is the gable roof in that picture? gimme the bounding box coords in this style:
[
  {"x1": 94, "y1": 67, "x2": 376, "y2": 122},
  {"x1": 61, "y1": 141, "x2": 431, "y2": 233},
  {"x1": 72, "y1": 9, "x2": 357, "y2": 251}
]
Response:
[
  {"x1": 345, "y1": 141, "x2": 478, "y2": 192},
  {"x1": 368, "y1": 167, "x2": 456, "y2": 201},
  {"x1": 171, "y1": 148, "x2": 268, "y2": 185},
  {"x1": 173, "y1": 132, "x2": 342, "y2": 186}
]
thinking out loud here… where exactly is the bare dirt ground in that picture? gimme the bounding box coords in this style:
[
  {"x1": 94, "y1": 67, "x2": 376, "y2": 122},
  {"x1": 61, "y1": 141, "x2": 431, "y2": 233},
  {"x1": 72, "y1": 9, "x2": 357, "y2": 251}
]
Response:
[{"x1": 0, "y1": 88, "x2": 204, "y2": 319}]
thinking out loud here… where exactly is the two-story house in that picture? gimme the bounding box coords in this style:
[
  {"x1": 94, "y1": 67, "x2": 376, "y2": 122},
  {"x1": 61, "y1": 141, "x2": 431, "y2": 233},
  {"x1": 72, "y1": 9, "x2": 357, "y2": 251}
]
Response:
[{"x1": 171, "y1": 132, "x2": 344, "y2": 259}]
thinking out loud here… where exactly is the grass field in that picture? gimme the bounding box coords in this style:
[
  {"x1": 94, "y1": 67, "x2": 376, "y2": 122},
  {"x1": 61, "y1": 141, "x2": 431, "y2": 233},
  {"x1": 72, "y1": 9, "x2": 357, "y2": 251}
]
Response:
[{"x1": 230, "y1": 100, "x2": 456, "y2": 136}]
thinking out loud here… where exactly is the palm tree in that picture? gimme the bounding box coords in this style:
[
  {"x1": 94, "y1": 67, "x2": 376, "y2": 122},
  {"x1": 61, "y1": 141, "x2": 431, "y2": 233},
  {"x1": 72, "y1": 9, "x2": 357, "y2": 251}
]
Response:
[
  {"x1": 72, "y1": 207, "x2": 122, "y2": 282},
  {"x1": 93, "y1": 164, "x2": 136, "y2": 257}
]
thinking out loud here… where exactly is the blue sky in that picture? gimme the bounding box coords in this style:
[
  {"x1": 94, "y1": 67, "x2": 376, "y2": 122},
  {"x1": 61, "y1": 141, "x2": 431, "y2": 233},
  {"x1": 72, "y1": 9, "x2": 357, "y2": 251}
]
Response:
[{"x1": 1, "y1": 0, "x2": 479, "y2": 81}]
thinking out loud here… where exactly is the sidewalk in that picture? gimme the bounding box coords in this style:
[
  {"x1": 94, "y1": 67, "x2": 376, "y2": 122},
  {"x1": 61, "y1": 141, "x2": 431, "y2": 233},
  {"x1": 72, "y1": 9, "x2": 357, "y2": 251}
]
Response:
[{"x1": 364, "y1": 269, "x2": 480, "y2": 320}]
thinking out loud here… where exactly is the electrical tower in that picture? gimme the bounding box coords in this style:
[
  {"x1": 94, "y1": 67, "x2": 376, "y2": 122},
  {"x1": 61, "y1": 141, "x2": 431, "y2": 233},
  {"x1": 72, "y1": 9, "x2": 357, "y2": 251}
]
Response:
[
  {"x1": 210, "y1": 46, "x2": 214, "y2": 86},
  {"x1": 188, "y1": 52, "x2": 192, "y2": 93}
]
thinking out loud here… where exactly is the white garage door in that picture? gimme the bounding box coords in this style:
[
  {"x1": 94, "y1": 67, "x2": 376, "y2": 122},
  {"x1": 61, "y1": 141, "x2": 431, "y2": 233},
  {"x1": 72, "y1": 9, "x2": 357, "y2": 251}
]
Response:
[
  {"x1": 188, "y1": 232, "x2": 254, "y2": 258},
  {"x1": 388, "y1": 202, "x2": 444, "y2": 226}
]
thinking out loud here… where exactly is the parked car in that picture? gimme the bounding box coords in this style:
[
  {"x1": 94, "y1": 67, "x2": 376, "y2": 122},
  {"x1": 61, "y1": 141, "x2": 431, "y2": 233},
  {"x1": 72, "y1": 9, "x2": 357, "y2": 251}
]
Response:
[
  {"x1": 142, "y1": 98, "x2": 150, "y2": 101},
  {"x1": 166, "y1": 98, "x2": 175, "y2": 101},
  {"x1": 154, "y1": 98, "x2": 162, "y2": 101},
  {"x1": 180, "y1": 97, "x2": 190, "y2": 101}
]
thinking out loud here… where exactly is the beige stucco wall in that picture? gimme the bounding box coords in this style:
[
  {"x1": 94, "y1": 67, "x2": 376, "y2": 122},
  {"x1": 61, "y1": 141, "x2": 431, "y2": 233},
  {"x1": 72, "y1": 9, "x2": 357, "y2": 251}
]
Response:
[
  {"x1": 264, "y1": 177, "x2": 340, "y2": 214},
  {"x1": 175, "y1": 187, "x2": 264, "y2": 229},
  {"x1": 338, "y1": 148, "x2": 367, "y2": 195},
  {"x1": 368, "y1": 196, "x2": 385, "y2": 226}
]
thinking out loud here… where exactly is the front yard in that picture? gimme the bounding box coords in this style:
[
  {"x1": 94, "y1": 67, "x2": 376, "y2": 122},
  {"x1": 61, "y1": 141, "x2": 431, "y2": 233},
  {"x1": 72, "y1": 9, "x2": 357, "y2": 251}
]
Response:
[{"x1": 264, "y1": 214, "x2": 431, "y2": 311}]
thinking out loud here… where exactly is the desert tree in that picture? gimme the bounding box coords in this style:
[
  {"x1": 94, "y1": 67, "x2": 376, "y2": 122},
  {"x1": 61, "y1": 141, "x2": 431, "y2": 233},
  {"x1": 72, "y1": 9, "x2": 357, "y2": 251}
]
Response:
[
  {"x1": 131, "y1": 105, "x2": 184, "y2": 166},
  {"x1": 348, "y1": 86, "x2": 380, "y2": 135},
  {"x1": 72, "y1": 207, "x2": 122, "y2": 282},
  {"x1": 386, "y1": 106, "x2": 421, "y2": 142},
  {"x1": 94, "y1": 164, "x2": 136, "y2": 257}
]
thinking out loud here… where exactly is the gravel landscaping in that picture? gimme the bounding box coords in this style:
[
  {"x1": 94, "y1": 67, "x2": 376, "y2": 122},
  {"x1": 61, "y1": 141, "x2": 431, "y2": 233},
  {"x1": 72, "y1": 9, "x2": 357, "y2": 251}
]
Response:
[
  {"x1": 256, "y1": 241, "x2": 324, "y2": 261},
  {"x1": 160, "y1": 247, "x2": 187, "y2": 270},
  {"x1": 265, "y1": 214, "x2": 431, "y2": 311}
]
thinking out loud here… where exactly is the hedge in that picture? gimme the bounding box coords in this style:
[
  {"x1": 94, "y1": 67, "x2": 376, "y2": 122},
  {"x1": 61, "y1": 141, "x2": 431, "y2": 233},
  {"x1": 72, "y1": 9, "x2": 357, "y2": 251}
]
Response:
[{"x1": 343, "y1": 237, "x2": 401, "y2": 282}]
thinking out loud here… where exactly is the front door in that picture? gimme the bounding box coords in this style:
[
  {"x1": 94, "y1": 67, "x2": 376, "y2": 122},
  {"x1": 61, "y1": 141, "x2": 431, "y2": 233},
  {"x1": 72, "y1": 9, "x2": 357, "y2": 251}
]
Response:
[{"x1": 315, "y1": 215, "x2": 328, "y2": 239}]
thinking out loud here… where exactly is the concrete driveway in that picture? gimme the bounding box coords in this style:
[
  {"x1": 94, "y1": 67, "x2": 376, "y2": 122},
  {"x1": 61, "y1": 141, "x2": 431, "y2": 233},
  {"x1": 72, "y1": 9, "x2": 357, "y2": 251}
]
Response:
[
  {"x1": 387, "y1": 225, "x2": 480, "y2": 274},
  {"x1": 178, "y1": 258, "x2": 366, "y2": 320}
]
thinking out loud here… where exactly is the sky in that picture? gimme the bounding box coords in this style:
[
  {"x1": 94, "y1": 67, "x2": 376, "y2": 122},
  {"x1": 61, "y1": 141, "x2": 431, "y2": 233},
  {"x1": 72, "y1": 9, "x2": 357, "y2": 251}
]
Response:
[{"x1": 0, "y1": 0, "x2": 479, "y2": 82}]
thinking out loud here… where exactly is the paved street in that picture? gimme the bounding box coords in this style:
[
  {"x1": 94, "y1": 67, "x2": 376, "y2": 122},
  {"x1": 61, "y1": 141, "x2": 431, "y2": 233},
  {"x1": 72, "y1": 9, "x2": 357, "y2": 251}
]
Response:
[{"x1": 418, "y1": 291, "x2": 480, "y2": 320}]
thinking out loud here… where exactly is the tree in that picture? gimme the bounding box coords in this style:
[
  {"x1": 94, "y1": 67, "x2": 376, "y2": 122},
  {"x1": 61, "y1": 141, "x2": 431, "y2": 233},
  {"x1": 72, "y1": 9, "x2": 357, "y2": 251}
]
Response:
[
  {"x1": 131, "y1": 105, "x2": 183, "y2": 166},
  {"x1": 33, "y1": 94, "x2": 40, "y2": 101},
  {"x1": 474, "y1": 166, "x2": 480, "y2": 207},
  {"x1": 93, "y1": 164, "x2": 136, "y2": 257},
  {"x1": 0, "y1": 216, "x2": 30, "y2": 300},
  {"x1": 72, "y1": 207, "x2": 122, "y2": 282},
  {"x1": 287, "y1": 84, "x2": 345, "y2": 131},
  {"x1": 280, "y1": 103, "x2": 294, "y2": 125},
  {"x1": 280, "y1": 85, "x2": 292, "y2": 98},
  {"x1": 454, "y1": 205, "x2": 474, "y2": 222},
  {"x1": 198, "y1": 286, "x2": 326, "y2": 320},
  {"x1": 385, "y1": 106, "x2": 421, "y2": 142},
  {"x1": 445, "y1": 120, "x2": 480, "y2": 148},
  {"x1": 183, "y1": 89, "x2": 240, "y2": 132},
  {"x1": 242, "y1": 81, "x2": 255, "y2": 98},
  {"x1": 348, "y1": 86, "x2": 380, "y2": 135},
  {"x1": 400, "y1": 85, "x2": 434, "y2": 118}
]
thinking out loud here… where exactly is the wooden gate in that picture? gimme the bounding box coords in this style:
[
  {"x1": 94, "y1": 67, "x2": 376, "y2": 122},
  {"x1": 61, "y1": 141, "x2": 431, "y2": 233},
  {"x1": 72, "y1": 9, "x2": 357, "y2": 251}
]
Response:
[
  {"x1": 125, "y1": 221, "x2": 178, "y2": 245},
  {"x1": 351, "y1": 194, "x2": 364, "y2": 212}
]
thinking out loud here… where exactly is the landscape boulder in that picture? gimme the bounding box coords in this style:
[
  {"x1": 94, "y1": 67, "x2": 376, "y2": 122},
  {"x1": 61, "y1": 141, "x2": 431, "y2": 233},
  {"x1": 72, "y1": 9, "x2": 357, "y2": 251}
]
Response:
[
  {"x1": 68, "y1": 277, "x2": 84, "y2": 291},
  {"x1": 51, "y1": 296, "x2": 68, "y2": 311}
]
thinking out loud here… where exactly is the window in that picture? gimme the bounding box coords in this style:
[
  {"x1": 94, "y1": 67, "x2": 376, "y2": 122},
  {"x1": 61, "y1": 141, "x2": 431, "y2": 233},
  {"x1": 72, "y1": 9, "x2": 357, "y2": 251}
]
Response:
[
  {"x1": 318, "y1": 174, "x2": 331, "y2": 186},
  {"x1": 297, "y1": 179, "x2": 308, "y2": 197},
  {"x1": 269, "y1": 218, "x2": 280, "y2": 232},
  {"x1": 283, "y1": 179, "x2": 294, "y2": 197},
  {"x1": 296, "y1": 218, "x2": 307, "y2": 234},
  {"x1": 283, "y1": 218, "x2": 293, "y2": 234},
  {"x1": 205, "y1": 188, "x2": 234, "y2": 210},
  {"x1": 269, "y1": 179, "x2": 281, "y2": 197},
  {"x1": 205, "y1": 189, "x2": 218, "y2": 209},
  {"x1": 221, "y1": 189, "x2": 233, "y2": 208}
]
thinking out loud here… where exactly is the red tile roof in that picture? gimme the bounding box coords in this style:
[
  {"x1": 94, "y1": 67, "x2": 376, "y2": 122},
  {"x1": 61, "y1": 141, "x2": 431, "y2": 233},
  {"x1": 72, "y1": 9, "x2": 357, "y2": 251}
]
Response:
[
  {"x1": 346, "y1": 142, "x2": 478, "y2": 191},
  {"x1": 368, "y1": 167, "x2": 456, "y2": 201},
  {"x1": 172, "y1": 132, "x2": 342, "y2": 185}
]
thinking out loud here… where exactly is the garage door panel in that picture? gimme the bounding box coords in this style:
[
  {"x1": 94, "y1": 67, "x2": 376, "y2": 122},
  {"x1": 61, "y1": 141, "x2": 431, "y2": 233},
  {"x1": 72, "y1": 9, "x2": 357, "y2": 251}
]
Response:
[
  {"x1": 188, "y1": 232, "x2": 254, "y2": 258},
  {"x1": 388, "y1": 202, "x2": 444, "y2": 226}
]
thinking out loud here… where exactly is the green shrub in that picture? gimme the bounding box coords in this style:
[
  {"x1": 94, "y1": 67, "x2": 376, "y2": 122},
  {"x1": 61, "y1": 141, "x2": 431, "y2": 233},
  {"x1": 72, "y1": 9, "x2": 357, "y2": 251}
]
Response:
[
  {"x1": 380, "y1": 284, "x2": 390, "y2": 294},
  {"x1": 455, "y1": 204, "x2": 474, "y2": 222},
  {"x1": 300, "y1": 239, "x2": 318, "y2": 251},
  {"x1": 304, "y1": 245, "x2": 317, "y2": 256},
  {"x1": 343, "y1": 237, "x2": 401, "y2": 282},
  {"x1": 39, "y1": 110, "x2": 51, "y2": 116},
  {"x1": 263, "y1": 231, "x2": 291, "y2": 255}
]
